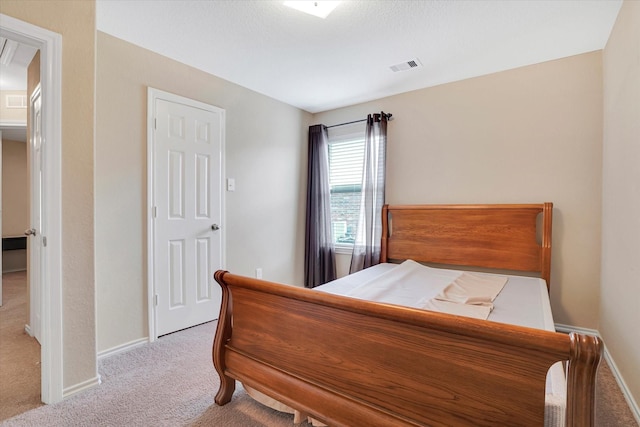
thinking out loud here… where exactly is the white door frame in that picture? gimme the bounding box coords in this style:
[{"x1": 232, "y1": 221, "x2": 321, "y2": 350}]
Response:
[
  {"x1": 146, "y1": 87, "x2": 226, "y2": 341},
  {"x1": 0, "y1": 14, "x2": 63, "y2": 404}
]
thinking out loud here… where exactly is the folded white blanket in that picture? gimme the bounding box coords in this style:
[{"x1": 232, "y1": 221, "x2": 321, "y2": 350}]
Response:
[
  {"x1": 435, "y1": 272, "x2": 508, "y2": 305},
  {"x1": 422, "y1": 299, "x2": 493, "y2": 320},
  {"x1": 423, "y1": 271, "x2": 508, "y2": 320}
]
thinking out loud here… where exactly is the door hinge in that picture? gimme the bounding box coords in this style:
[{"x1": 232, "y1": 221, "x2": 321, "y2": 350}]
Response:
[
  {"x1": 154, "y1": 118, "x2": 157, "y2": 130},
  {"x1": 152, "y1": 206, "x2": 157, "y2": 218},
  {"x1": 154, "y1": 294, "x2": 158, "y2": 306},
  {"x1": 42, "y1": 236, "x2": 47, "y2": 247}
]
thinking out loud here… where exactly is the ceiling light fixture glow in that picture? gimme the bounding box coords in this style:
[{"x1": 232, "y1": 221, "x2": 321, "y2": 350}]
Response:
[{"x1": 283, "y1": 1, "x2": 340, "y2": 19}]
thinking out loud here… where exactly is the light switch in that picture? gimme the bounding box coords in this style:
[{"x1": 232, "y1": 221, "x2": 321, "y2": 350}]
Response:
[{"x1": 227, "y1": 178, "x2": 235, "y2": 192}]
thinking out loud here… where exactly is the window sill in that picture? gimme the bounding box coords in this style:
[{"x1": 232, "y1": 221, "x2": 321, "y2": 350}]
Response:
[{"x1": 334, "y1": 244, "x2": 353, "y2": 255}]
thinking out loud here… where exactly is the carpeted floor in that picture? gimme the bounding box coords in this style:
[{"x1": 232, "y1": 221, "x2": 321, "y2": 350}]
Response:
[
  {"x1": 1, "y1": 321, "x2": 310, "y2": 427},
  {"x1": 0, "y1": 271, "x2": 42, "y2": 421},
  {"x1": 1, "y1": 270, "x2": 637, "y2": 426}
]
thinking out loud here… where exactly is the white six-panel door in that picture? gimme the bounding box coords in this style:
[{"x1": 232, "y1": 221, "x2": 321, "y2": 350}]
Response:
[{"x1": 152, "y1": 93, "x2": 223, "y2": 337}]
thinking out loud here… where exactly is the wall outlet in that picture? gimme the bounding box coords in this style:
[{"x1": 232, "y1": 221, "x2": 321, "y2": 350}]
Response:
[{"x1": 256, "y1": 268, "x2": 263, "y2": 279}]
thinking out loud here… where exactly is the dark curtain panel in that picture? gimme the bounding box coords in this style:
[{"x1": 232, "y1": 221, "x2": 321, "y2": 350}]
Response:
[
  {"x1": 304, "y1": 125, "x2": 337, "y2": 288},
  {"x1": 349, "y1": 113, "x2": 388, "y2": 274}
]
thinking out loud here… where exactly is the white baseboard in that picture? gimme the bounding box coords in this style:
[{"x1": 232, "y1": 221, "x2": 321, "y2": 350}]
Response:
[
  {"x1": 59, "y1": 339, "x2": 149, "y2": 402},
  {"x1": 2, "y1": 267, "x2": 27, "y2": 273},
  {"x1": 554, "y1": 323, "x2": 599, "y2": 336},
  {"x1": 97, "y1": 337, "x2": 148, "y2": 360},
  {"x1": 24, "y1": 324, "x2": 32, "y2": 336},
  {"x1": 555, "y1": 323, "x2": 640, "y2": 424},
  {"x1": 63, "y1": 375, "x2": 100, "y2": 399}
]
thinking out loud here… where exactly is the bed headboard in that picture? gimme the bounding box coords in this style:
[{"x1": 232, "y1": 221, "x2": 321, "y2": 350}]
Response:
[{"x1": 380, "y1": 203, "x2": 553, "y2": 288}]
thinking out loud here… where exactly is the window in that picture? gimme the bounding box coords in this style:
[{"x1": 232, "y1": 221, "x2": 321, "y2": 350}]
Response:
[{"x1": 327, "y1": 125, "x2": 365, "y2": 249}]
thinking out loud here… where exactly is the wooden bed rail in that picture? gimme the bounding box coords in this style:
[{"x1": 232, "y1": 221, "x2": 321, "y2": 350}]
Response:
[{"x1": 213, "y1": 270, "x2": 601, "y2": 427}]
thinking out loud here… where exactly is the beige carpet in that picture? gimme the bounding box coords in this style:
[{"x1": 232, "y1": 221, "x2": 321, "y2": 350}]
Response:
[
  {"x1": 1, "y1": 321, "x2": 311, "y2": 427},
  {"x1": 0, "y1": 271, "x2": 42, "y2": 421},
  {"x1": 0, "y1": 270, "x2": 637, "y2": 426}
]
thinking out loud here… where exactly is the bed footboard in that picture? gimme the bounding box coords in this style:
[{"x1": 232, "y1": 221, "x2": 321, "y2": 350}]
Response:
[{"x1": 213, "y1": 270, "x2": 601, "y2": 427}]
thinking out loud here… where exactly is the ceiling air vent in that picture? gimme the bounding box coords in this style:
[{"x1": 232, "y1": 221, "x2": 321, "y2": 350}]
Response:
[{"x1": 390, "y1": 58, "x2": 422, "y2": 73}]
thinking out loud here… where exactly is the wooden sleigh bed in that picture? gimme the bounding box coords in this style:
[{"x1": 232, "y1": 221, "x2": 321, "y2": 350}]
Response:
[{"x1": 212, "y1": 203, "x2": 602, "y2": 426}]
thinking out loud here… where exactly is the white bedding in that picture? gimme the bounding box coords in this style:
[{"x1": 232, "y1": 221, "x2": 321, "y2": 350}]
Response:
[
  {"x1": 247, "y1": 261, "x2": 567, "y2": 426},
  {"x1": 317, "y1": 261, "x2": 556, "y2": 330}
]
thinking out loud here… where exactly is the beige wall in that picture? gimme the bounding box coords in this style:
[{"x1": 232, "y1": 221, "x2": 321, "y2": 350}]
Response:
[
  {"x1": 95, "y1": 32, "x2": 311, "y2": 353},
  {"x1": 602, "y1": 0, "x2": 640, "y2": 410},
  {"x1": 1, "y1": 139, "x2": 28, "y2": 236},
  {"x1": 2, "y1": 138, "x2": 28, "y2": 272},
  {"x1": 314, "y1": 51, "x2": 604, "y2": 329},
  {"x1": 1, "y1": 0, "x2": 97, "y2": 389}
]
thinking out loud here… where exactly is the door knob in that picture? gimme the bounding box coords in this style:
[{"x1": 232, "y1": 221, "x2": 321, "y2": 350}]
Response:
[
  {"x1": 211, "y1": 224, "x2": 220, "y2": 231},
  {"x1": 24, "y1": 228, "x2": 37, "y2": 236}
]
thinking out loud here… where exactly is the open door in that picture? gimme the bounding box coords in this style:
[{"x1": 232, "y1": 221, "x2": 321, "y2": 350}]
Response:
[
  {"x1": 0, "y1": 130, "x2": 3, "y2": 307},
  {"x1": 27, "y1": 84, "x2": 42, "y2": 343}
]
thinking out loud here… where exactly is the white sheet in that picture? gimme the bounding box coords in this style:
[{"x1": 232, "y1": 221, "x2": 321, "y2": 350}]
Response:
[
  {"x1": 317, "y1": 261, "x2": 556, "y2": 330},
  {"x1": 330, "y1": 260, "x2": 506, "y2": 319}
]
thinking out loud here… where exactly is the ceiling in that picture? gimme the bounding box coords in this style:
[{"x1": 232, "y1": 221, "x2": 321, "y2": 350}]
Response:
[
  {"x1": 0, "y1": 37, "x2": 38, "y2": 142},
  {"x1": 96, "y1": 0, "x2": 623, "y2": 114},
  {"x1": 0, "y1": 37, "x2": 38, "y2": 90}
]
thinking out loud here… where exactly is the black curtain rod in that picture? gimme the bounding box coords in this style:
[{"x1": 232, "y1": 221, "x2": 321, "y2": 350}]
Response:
[{"x1": 326, "y1": 112, "x2": 393, "y2": 129}]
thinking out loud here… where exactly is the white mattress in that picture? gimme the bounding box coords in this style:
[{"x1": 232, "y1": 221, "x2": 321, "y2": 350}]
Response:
[
  {"x1": 316, "y1": 261, "x2": 566, "y2": 425},
  {"x1": 316, "y1": 262, "x2": 555, "y2": 330}
]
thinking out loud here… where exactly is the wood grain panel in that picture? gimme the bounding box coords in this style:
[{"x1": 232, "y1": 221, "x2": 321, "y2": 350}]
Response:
[
  {"x1": 381, "y1": 203, "x2": 552, "y2": 288},
  {"x1": 213, "y1": 270, "x2": 601, "y2": 426}
]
